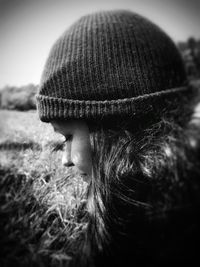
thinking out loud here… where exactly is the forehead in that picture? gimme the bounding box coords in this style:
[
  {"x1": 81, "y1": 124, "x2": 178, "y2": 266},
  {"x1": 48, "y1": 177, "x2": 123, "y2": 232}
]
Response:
[
  {"x1": 51, "y1": 120, "x2": 75, "y2": 132},
  {"x1": 51, "y1": 119, "x2": 88, "y2": 134},
  {"x1": 51, "y1": 120, "x2": 67, "y2": 130}
]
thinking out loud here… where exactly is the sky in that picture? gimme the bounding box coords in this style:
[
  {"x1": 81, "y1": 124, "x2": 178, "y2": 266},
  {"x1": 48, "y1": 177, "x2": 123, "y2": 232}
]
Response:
[{"x1": 0, "y1": 0, "x2": 200, "y2": 88}]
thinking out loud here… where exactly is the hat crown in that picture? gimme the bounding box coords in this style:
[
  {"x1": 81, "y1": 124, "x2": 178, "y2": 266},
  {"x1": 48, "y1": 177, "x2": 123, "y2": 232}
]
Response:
[{"x1": 40, "y1": 10, "x2": 186, "y2": 101}]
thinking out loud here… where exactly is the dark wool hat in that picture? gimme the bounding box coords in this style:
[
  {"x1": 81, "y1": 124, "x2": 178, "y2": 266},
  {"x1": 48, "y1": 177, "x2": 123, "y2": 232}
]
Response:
[{"x1": 36, "y1": 10, "x2": 191, "y2": 122}]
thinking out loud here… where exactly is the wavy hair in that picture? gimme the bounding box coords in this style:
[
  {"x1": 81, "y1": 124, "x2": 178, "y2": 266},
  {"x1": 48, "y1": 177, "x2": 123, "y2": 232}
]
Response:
[{"x1": 81, "y1": 93, "x2": 200, "y2": 266}]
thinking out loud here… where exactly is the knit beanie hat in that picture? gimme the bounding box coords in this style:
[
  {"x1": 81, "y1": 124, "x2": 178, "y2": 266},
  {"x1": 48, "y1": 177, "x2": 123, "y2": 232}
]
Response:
[{"x1": 36, "y1": 10, "x2": 192, "y2": 122}]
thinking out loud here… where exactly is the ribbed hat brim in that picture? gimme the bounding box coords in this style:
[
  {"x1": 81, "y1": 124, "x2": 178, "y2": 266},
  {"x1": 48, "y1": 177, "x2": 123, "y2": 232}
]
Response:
[{"x1": 36, "y1": 86, "x2": 193, "y2": 122}]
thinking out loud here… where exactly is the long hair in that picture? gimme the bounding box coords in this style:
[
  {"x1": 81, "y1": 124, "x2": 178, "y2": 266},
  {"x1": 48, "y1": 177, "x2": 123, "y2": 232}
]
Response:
[{"x1": 83, "y1": 94, "x2": 200, "y2": 266}]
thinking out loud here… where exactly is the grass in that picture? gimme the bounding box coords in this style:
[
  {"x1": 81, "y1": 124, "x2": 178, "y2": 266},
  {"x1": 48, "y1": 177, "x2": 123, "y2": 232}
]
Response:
[{"x1": 0, "y1": 110, "x2": 89, "y2": 267}]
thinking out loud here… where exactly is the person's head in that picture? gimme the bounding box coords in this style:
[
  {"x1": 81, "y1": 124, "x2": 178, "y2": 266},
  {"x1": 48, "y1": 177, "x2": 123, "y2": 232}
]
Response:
[{"x1": 36, "y1": 10, "x2": 200, "y2": 266}]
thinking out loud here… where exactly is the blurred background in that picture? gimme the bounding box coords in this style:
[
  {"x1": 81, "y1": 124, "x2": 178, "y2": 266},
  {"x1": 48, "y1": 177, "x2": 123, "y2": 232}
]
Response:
[
  {"x1": 0, "y1": 2, "x2": 200, "y2": 265},
  {"x1": 0, "y1": 0, "x2": 200, "y2": 109}
]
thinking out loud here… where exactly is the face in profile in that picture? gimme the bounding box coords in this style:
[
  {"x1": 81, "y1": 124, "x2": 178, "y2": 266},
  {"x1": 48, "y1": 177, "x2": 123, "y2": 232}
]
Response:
[{"x1": 51, "y1": 119, "x2": 92, "y2": 178}]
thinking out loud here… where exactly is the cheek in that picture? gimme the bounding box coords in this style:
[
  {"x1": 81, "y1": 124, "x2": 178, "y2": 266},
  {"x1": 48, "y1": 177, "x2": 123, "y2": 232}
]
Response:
[{"x1": 71, "y1": 133, "x2": 92, "y2": 176}]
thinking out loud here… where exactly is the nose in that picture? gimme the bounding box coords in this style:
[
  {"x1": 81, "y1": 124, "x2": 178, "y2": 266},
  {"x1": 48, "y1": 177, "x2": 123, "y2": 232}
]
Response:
[
  {"x1": 62, "y1": 159, "x2": 74, "y2": 167},
  {"x1": 62, "y1": 142, "x2": 74, "y2": 167}
]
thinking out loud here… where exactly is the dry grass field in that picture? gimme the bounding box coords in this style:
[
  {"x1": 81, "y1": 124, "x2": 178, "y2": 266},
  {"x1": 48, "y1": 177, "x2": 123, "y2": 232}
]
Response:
[{"x1": 0, "y1": 110, "x2": 88, "y2": 267}]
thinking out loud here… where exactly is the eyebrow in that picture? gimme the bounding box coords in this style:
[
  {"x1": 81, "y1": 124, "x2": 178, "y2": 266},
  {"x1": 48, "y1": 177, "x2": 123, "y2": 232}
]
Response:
[{"x1": 53, "y1": 127, "x2": 72, "y2": 138}]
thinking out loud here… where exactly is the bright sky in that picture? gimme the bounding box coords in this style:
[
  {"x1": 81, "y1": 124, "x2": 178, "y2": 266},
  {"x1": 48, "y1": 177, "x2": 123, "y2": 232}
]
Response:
[{"x1": 0, "y1": 0, "x2": 200, "y2": 88}]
